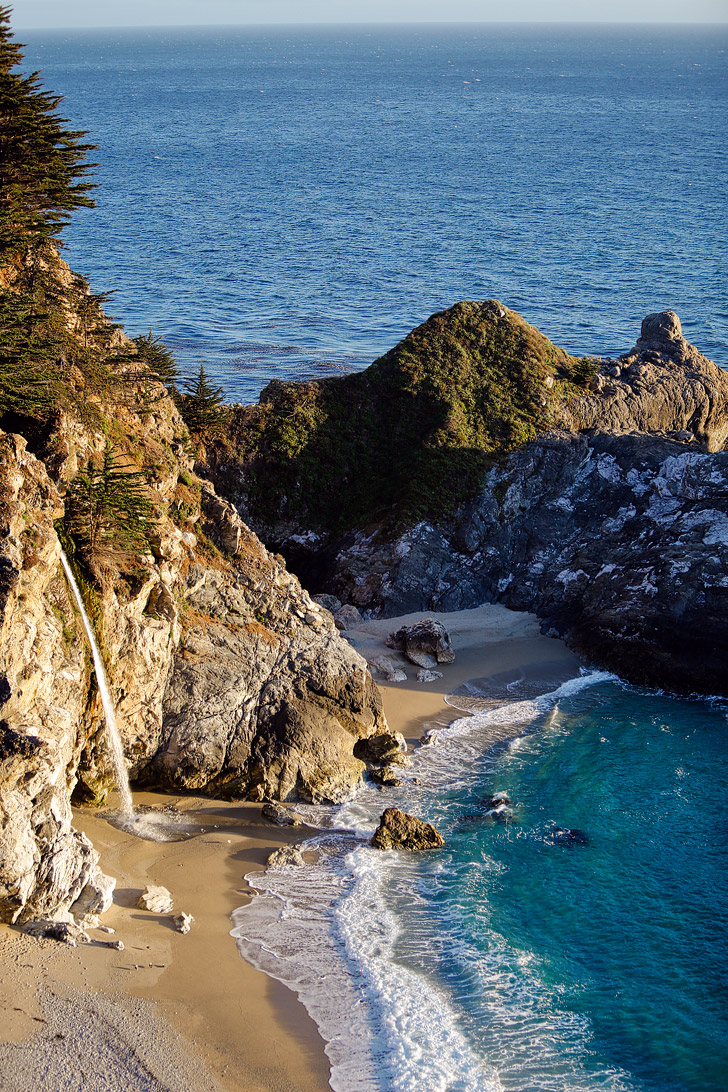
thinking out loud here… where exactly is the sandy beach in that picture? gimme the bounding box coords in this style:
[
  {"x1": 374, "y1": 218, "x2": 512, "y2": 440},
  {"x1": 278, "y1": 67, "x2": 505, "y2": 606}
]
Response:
[{"x1": 0, "y1": 605, "x2": 581, "y2": 1092}]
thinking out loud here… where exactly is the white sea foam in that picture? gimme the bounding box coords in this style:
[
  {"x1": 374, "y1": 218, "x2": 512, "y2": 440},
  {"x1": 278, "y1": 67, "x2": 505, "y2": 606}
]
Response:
[{"x1": 232, "y1": 669, "x2": 620, "y2": 1091}]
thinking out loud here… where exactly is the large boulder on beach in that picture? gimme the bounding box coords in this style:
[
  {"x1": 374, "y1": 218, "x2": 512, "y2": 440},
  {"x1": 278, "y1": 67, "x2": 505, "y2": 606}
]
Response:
[
  {"x1": 371, "y1": 808, "x2": 444, "y2": 850},
  {"x1": 386, "y1": 618, "x2": 455, "y2": 669}
]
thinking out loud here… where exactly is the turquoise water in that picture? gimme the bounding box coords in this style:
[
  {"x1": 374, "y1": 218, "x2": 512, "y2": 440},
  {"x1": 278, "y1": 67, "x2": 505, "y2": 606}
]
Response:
[
  {"x1": 396, "y1": 683, "x2": 728, "y2": 1091},
  {"x1": 236, "y1": 677, "x2": 728, "y2": 1091}
]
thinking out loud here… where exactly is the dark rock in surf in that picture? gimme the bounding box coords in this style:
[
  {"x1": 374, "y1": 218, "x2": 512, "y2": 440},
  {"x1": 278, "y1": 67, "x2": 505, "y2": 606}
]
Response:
[
  {"x1": 481, "y1": 794, "x2": 512, "y2": 810},
  {"x1": 369, "y1": 766, "x2": 404, "y2": 788},
  {"x1": 371, "y1": 808, "x2": 444, "y2": 850},
  {"x1": 548, "y1": 827, "x2": 590, "y2": 847}
]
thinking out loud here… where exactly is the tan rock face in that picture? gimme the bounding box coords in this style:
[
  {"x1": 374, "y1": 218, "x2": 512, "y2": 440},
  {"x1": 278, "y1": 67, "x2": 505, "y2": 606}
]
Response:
[
  {"x1": 0, "y1": 413, "x2": 389, "y2": 922},
  {"x1": 0, "y1": 433, "x2": 104, "y2": 923},
  {"x1": 371, "y1": 808, "x2": 445, "y2": 851},
  {"x1": 558, "y1": 311, "x2": 728, "y2": 452}
]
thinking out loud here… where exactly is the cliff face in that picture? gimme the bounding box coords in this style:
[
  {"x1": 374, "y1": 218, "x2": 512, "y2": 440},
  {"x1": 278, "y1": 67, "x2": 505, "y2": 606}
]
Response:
[
  {"x1": 242, "y1": 311, "x2": 728, "y2": 698},
  {"x1": 0, "y1": 255, "x2": 388, "y2": 926},
  {"x1": 0, "y1": 432, "x2": 105, "y2": 923}
]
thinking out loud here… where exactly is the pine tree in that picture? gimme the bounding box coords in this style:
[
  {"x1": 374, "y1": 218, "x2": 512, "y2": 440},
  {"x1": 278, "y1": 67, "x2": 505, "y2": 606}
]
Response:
[
  {"x1": 133, "y1": 329, "x2": 180, "y2": 389},
  {"x1": 65, "y1": 440, "x2": 155, "y2": 574},
  {"x1": 0, "y1": 6, "x2": 98, "y2": 418},
  {"x1": 0, "y1": 5, "x2": 96, "y2": 264},
  {"x1": 179, "y1": 364, "x2": 225, "y2": 434}
]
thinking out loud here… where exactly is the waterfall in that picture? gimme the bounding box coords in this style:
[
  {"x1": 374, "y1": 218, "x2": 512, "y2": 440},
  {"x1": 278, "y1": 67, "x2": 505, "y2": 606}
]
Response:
[{"x1": 59, "y1": 548, "x2": 134, "y2": 817}]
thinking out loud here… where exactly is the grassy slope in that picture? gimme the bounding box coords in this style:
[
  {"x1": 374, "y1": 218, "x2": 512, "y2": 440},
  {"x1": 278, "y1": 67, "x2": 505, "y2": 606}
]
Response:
[{"x1": 210, "y1": 300, "x2": 596, "y2": 538}]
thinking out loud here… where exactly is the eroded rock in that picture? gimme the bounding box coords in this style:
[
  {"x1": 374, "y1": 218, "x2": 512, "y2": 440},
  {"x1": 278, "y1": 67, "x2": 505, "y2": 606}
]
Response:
[
  {"x1": 371, "y1": 808, "x2": 444, "y2": 850},
  {"x1": 266, "y1": 845, "x2": 306, "y2": 867},
  {"x1": 261, "y1": 803, "x2": 302, "y2": 827},
  {"x1": 137, "y1": 886, "x2": 174, "y2": 914},
  {"x1": 386, "y1": 619, "x2": 455, "y2": 668},
  {"x1": 172, "y1": 912, "x2": 194, "y2": 934}
]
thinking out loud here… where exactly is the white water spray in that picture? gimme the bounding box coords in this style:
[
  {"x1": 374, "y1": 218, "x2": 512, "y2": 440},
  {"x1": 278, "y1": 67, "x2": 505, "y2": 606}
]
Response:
[{"x1": 59, "y1": 548, "x2": 134, "y2": 817}]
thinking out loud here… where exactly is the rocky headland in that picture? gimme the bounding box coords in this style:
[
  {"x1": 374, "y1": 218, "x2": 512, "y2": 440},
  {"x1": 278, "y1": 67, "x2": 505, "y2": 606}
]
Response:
[
  {"x1": 0, "y1": 250, "x2": 388, "y2": 927},
  {"x1": 204, "y1": 304, "x2": 728, "y2": 699}
]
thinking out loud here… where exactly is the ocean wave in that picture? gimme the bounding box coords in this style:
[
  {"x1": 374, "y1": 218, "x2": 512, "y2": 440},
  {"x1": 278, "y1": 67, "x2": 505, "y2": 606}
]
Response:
[{"x1": 232, "y1": 669, "x2": 624, "y2": 1091}]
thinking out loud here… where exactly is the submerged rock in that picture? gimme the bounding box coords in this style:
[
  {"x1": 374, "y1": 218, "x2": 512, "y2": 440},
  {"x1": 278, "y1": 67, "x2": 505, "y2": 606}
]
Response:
[
  {"x1": 137, "y1": 886, "x2": 174, "y2": 914},
  {"x1": 371, "y1": 808, "x2": 444, "y2": 850},
  {"x1": 481, "y1": 794, "x2": 512, "y2": 810},
  {"x1": 548, "y1": 827, "x2": 590, "y2": 847}
]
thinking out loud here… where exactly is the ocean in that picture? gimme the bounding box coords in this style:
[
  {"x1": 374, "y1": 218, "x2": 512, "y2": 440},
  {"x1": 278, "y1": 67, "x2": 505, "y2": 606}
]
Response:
[
  {"x1": 20, "y1": 23, "x2": 728, "y2": 401},
  {"x1": 233, "y1": 673, "x2": 728, "y2": 1092},
  {"x1": 18, "y1": 23, "x2": 728, "y2": 1091}
]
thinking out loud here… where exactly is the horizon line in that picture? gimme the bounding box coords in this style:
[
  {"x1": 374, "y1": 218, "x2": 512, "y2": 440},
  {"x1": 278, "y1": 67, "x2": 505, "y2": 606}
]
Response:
[{"x1": 15, "y1": 18, "x2": 728, "y2": 32}]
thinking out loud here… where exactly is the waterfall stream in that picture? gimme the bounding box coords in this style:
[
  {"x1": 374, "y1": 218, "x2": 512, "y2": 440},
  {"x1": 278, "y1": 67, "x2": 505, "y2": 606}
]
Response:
[{"x1": 59, "y1": 548, "x2": 134, "y2": 817}]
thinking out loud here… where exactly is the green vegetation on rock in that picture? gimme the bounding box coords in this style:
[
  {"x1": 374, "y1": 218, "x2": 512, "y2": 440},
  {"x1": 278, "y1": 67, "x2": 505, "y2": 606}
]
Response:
[
  {"x1": 208, "y1": 300, "x2": 597, "y2": 537},
  {"x1": 178, "y1": 363, "x2": 225, "y2": 435},
  {"x1": 64, "y1": 439, "x2": 156, "y2": 577}
]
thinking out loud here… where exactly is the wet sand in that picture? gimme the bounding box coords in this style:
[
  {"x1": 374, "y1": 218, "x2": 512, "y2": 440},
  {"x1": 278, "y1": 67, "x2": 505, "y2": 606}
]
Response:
[{"x1": 0, "y1": 604, "x2": 581, "y2": 1092}]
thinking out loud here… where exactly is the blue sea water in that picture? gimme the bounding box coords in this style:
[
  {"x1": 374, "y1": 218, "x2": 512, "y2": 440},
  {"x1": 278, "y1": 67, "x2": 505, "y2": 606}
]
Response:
[
  {"x1": 16, "y1": 23, "x2": 728, "y2": 1090},
  {"x1": 234, "y1": 673, "x2": 728, "y2": 1092},
  {"x1": 19, "y1": 23, "x2": 728, "y2": 401}
]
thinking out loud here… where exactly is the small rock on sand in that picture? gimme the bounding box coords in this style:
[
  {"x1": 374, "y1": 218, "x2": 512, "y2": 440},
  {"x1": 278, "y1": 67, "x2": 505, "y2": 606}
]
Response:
[
  {"x1": 172, "y1": 913, "x2": 194, "y2": 934},
  {"x1": 137, "y1": 886, "x2": 174, "y2": 914}
]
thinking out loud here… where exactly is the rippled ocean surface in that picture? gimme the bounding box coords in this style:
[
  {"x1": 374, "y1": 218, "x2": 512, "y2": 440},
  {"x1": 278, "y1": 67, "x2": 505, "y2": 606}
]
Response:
[
  {"x1": 21, "y1": 23, "x2": 728, "y2": 401},
  {"x1": 235, "y1": 675, "x2": 728, "y2": 1092}
]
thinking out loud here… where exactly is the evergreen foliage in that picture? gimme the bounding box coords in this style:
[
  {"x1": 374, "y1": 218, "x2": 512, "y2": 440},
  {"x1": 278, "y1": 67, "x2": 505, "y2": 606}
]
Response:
[
  {"x1": 178, "y1": 364, "x2": 225, "y2": 434},
  {"x1": 0, "y1": 5, "x2": 95, "y2": 263},
  {"x1": 0, "y1": 6, "x2": 103, "y2": 421},
  {"x1": 65, "y1": 440, "x2": 155, "y2": 574},
  {"x1": 132, "y1": 329, "x2": 180, "y2": 388}
]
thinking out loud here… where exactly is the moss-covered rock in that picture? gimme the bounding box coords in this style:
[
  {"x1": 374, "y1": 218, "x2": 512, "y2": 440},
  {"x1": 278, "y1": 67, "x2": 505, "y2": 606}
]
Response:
[{"x1": 205, "y1": 300, "x2": 595, "y2": 541}]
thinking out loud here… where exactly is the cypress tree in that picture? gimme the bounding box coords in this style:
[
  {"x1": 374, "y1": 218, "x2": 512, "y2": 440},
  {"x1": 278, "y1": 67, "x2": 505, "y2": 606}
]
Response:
[
  {"x1": 133, "y1": 329, "x2": 180, "y2": 389},
  {"x1": 179, "y1": 364, "x2": 225, "y2": 434},
  {"x1": 0, "y1": 5, "x2": 98, "y2": 418},
  {"x1": 0, "y1": 5, "x2": 96, "y2": 264}
]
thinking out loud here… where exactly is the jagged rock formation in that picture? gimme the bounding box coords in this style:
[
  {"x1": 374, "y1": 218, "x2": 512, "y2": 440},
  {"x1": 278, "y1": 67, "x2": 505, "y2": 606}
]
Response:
[
  {"x1": 0, "y1": 251, "x2": 389, "y2": 925},
  {"x1": 316, "y1": 313, "x2": 728, "y2": 696},
  {"x1": 558, "y1": 311, "x2": 728, "y2": 450},
  {"x1": 0, "y1": 433, "x2": 109, "y2": 923}
]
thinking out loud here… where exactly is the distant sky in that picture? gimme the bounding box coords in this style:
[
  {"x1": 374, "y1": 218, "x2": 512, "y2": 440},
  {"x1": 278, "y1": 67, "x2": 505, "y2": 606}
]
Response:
[{"x1": 10, "y1": 0, "x2": 728, "y2": 30}]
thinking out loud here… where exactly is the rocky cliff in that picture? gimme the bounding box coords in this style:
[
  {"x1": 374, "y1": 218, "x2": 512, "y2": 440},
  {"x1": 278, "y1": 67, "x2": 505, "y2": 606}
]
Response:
[
  {"x1": 0, "y1": 255, "x2": 388, "y2": 926},
  {"x1": 207, "y1": 308, "x2": 727, "y2": 699},
  {"x1": 320, "y1": 312, "x2": 728, "y2": 696}
]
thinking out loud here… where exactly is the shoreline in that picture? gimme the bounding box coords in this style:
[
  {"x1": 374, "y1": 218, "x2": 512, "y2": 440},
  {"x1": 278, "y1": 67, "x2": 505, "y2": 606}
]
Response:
[{"x1": 0, "y1": 605, "x2": 581, "y2": 1092}]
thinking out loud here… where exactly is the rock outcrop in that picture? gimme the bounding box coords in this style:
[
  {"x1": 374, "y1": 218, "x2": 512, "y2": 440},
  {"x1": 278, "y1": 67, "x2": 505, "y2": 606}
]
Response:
[
  {"x1": 0, "y1": 422, "x2": 389, "y2": 921},
  {"x1": 557, "y1": 311, "x2": 728, "y2": 451},
  {"x1": 371, "y1": 808, "x2": 444, "y2": 850},
  {"x1": 279, "y1": 314, "x2": 728, "y2": 697},
  {"x1": 386, "y1": 618, "x2": 455, "y2": 669},
  {"x1": 0, "y1": 252, "x2": 390, "y2": 923}
]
